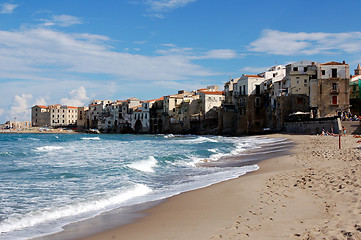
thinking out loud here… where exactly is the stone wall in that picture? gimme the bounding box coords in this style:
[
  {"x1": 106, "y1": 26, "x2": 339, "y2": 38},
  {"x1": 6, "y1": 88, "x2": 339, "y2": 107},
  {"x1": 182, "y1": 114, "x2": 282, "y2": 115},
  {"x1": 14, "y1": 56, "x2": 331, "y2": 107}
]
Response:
[{"x1": 284, "y1": 117, "x2": 341, "y2": 135}]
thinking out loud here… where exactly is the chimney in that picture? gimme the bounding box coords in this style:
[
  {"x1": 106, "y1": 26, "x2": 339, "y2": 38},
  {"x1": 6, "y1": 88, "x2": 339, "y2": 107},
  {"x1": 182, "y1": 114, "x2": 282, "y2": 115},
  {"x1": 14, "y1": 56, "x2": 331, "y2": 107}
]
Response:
[{"x1": 343, "y1": 60, "x2": 345, "y2": 64}]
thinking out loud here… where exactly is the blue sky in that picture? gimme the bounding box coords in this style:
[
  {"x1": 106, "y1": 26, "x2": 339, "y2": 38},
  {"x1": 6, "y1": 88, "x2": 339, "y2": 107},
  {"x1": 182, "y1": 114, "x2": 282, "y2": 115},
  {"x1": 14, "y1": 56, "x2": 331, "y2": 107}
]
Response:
[{"x1": 1, "y1": 0, "x2": 361, "y2": 123}]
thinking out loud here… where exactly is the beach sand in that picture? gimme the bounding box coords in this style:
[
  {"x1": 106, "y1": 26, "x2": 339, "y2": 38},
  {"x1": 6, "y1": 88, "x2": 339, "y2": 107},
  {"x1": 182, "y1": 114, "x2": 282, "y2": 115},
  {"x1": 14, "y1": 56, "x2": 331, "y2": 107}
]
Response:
[{"x1": 66, "y1": 134, "x2": 360, "y2": 239}]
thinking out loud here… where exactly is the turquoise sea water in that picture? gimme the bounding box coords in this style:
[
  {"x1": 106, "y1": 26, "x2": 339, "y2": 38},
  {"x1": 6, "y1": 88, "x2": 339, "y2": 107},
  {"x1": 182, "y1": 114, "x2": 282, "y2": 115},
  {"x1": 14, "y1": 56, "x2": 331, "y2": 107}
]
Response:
[{"x1": 0, "y1": 133, "x2": 290, "y2": 239}]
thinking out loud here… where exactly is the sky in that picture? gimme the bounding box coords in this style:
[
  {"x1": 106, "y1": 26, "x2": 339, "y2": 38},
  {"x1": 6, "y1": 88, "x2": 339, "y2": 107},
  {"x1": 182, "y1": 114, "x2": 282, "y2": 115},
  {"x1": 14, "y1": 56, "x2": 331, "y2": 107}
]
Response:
[{"x1": 1, "y1": 0, "x2": 361, "y2": 123}]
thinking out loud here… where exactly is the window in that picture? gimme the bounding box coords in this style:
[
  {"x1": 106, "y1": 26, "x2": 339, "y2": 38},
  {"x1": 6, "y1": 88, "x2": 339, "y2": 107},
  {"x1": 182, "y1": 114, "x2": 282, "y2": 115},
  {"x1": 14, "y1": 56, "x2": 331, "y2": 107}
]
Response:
[
  {"x1": 332, "y1": 83, "x2": 338, "y2": 91},
  {"x1": 293, "y1": 67, "x2": 298, "y2": 71},
  {"x1": 304, "y1": 67, "x2": 307, "y2": 72},
  {"x1": 304, "y1": 79, "x2": 307, "y2": 83},
  {"x1": 243, "y1": 85, "x2": 246, "y2": 95},
  {"x1": 255, "y1": 85, "x2": 260, "y2": 94},
  {"x1": 332, "y1": 68, "x2": 337, "y2": 78},
  {"x1": 322, "y1": 70, "x2": 326, "y2": 75},
  {"x1": 332, "y1": 96, "x2": 338, "y2": 105}
]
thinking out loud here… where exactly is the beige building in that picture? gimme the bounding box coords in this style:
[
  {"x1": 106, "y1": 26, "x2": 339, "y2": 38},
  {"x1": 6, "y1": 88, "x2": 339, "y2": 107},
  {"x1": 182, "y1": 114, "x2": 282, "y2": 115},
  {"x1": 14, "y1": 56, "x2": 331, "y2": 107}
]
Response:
[
  {"x1": 32, "y1": 104, "x2": 78, "y2": 127},
  {"x1": 310, "y1": 61, "x2": 350, "y2": 118},
  {"x1": 77, "y1": 106, "x2": 89, "y2": 131},
  {"x1": 32, "y1": 105, "x2": 50, "y2": 126},
  {"x1": 197, "y1": 86, "x2": 224, "y2": 117},
  {"x1": 286, "y1": 60, "x2": 318, "y2": 96}
]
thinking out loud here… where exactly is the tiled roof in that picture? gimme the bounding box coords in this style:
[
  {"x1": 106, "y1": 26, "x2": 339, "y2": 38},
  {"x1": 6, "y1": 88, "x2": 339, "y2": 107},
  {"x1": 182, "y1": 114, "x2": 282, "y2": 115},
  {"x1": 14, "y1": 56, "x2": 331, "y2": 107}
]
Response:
[
  {"x1": 245, "y1": 74, "x2": 261, "y2": 78},
  {"x1": 146, "y1": 97, "x2": 164, "y2": 102},
  {"x1": 321, "y1": 61, "x2": 346, "y2": 65},
  {"x1": 68, "y1": 106, "x2": 78, "y2": 109},
  {"x1": 198, "y1": 90, "x2": 224, "y2": 95},
  {"x1": 36, "y1": 105, "x2": 48, "y2": 109}
]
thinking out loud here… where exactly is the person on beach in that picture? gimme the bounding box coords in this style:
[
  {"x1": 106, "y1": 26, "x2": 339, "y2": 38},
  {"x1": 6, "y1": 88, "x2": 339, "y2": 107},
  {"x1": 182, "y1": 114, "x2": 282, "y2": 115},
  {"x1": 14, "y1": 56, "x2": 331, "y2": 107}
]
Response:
[
  {"x1": 321, "y1": 128, "x2": 326, "y2": 136},
  {"x1": 342, "y1": 126, "x2": 346, "y2": 135}
]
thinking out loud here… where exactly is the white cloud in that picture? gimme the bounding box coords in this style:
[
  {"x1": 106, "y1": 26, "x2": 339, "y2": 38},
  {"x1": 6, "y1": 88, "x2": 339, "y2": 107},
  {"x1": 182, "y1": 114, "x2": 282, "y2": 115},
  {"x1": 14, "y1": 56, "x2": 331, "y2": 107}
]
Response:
[
  {"x1": 156, "y1": 45, "x2": 238, "y2": 60},
  {"x1": 146, "y1": 0, "x2": 196, "y2": 12},
  {"x1": 0, "y1": 3, "x2": 18, "y2": 14},
  {"x1": 248, "y1": 29, "x2": 361, "y2": 56},
  {"x1": 0, "y1": 28, "x2": 214, "y2": 81},
  {"x1": 10, "y1": 94, "x2": 33, "y2": 121},
  {"x1": 60, "y1": 86, "x2": 90, "y2": 107},
  {"x1": 39, "y1": 14, "x2": 83, "y2": 27},
  {"x1": 191, "y1": 49, "x2": 238, "y2": 60},
  {"x1": 0, "y1": 109, "x2": 4, "y2": 116},
  {"x1": 34, "y1": 96, "x2": 47, "y2": 106}
]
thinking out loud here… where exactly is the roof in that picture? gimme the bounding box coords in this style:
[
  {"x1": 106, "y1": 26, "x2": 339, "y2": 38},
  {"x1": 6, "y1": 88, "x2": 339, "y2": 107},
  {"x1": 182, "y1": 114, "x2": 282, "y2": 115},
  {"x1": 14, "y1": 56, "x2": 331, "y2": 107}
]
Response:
[
  {"x1": 146, "y1": 96, "x2": 164, "y2": 102},
  {"x1": 357, "y1": 64, "x2": 361, "y2": 70},
  {"x1": 35, "y1": 105, "x2": 48, "y2": 109},
  {"x1": 245, "y1": 74, "x2": 261, "y2": 78},
  {"x1": 351, "y1": 74, "x2": 361, "y2": 81},
  {"x1": 321, "y1": 61, "x2": 347, "y2": 66},
  {"x1": 89, "y1": 103, "x2": 101, "y2": 107},
  {"x1": 67, "y1": 106, "x2": 78, "y2": 109},
  {"x1": 198, "y1": 90, "x2": 224, "y2": 95}
]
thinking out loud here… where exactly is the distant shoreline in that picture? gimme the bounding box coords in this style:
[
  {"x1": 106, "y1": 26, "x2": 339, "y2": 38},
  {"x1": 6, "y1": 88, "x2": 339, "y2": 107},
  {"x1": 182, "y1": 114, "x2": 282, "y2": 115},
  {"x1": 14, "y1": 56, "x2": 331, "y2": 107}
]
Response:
[{"x1": 0, "y1": 129, "x2": 79, "y2": 134}]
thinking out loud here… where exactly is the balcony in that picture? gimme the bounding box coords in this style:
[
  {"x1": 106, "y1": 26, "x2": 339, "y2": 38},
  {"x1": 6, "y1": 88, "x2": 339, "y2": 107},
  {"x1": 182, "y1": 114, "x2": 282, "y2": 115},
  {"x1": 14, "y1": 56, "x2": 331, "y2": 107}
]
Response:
[{"x1": 330, "y1": 88, "x2": 339, "y2": 94}]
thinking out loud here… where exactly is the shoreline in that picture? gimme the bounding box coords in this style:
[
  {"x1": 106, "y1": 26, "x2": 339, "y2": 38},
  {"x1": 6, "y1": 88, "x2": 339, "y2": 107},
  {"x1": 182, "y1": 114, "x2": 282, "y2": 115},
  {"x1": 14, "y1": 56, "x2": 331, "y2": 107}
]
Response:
[{"x1": 34, "y1": 134, "x2": 361, "y2": 239}]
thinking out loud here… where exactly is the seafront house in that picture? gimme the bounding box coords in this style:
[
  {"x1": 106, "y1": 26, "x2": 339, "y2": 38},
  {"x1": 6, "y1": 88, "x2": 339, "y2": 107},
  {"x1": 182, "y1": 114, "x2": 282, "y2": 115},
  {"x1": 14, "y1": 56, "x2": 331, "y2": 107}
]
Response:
[
  {"x1": 220, "y1": 60, "x2": 351, "y2": 135},
  {"x1": 3, "y1": 121, "x2": 31, "y2": 130},
  {"x1": 31, "y1": 105, "x2": 50, "y2": 126},
  {"x1": 232, "y1": 74, "x2": 266, "y2": 134},
  {"x1": 31, "y1": 104, "x2": 78, "y2": 127},
  {"x1": 196, "y1": 86, "x2": 224, "y2": 132},
  {"x1": 310, "y1": 61, "x2": 350, "y2": 118},
  {"x1": 350, "y1": 64, "x2": 361, "y2": 116},
  {"x1": 77, "y1": 106, "x2": 89, "y2": 131}
]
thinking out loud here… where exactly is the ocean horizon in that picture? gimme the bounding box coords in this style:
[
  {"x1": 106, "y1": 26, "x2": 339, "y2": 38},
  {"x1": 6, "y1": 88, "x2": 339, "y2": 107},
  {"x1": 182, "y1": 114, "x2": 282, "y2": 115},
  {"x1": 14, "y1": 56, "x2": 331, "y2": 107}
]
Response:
[{"x1": 0, "y1": 133, "x2": 291, "y2": 240}]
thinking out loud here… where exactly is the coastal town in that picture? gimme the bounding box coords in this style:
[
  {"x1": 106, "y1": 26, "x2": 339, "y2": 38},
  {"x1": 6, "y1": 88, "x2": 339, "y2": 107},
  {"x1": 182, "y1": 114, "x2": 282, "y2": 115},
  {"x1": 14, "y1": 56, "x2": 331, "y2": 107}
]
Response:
[{"x1": 2, "y1": 60, "x2": 361, "y2": 135}]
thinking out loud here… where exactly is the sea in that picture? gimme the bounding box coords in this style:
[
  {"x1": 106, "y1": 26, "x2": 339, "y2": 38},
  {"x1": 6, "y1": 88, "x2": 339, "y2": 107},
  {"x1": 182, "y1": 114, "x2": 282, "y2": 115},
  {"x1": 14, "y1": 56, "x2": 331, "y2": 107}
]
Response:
[{"x1": 0, "y1": 133, "x2": 291, "y2": 240}]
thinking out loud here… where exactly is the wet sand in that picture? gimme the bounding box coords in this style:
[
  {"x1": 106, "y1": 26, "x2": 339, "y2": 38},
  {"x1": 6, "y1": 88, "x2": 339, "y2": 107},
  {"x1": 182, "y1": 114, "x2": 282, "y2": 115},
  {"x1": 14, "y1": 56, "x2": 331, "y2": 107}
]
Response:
[{"x1": 40, "y1": 134, "x2": 361, "y2": 240}]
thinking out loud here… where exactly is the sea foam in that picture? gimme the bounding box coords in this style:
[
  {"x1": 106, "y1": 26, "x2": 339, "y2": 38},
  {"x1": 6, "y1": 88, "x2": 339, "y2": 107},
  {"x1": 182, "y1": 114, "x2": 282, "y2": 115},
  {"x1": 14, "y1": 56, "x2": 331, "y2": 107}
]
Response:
[
  {"x1": 81, "y1": 137, "x2": 100, "y2": 140},
  {"x1": 0, "y1": 184, "x2": 152, "y2": 234},
  {"x1": 34, "y1": 146, "x2": 64, "y2": 152},
  {"x1": 127, "y1": 156, "x2": 158, "y2": 173}
]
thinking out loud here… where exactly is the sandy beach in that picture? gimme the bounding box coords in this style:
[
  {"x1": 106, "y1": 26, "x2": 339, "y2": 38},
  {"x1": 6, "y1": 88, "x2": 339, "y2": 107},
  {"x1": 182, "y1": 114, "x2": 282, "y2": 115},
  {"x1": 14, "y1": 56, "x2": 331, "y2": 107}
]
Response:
[{"x1": 67, "y1": 134, "x2": 360, "y2": 240}]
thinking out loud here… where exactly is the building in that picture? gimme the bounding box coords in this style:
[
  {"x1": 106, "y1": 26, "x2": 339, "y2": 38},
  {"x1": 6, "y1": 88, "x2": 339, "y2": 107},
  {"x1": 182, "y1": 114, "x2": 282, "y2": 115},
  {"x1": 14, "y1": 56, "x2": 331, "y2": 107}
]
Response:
[
  {"x1": 350, "y1": 64, "x2": 361, "y2": 115},
  {"x1": 77, "y1": 106, "x2": 89, "y2": 131},
  {"x1": 233, "y1": 74, "x2": 266, "y2": 134},
  {"x1": 31, "y1": 105, "x2": 50, "y2": 126},
  {"x1": 3, "y1": 121, "x2": 32, "y2": 129},
  {"x1": 31, "y1": 104, "x2": 78, "y2": 127},
  {"x1": 310, "y1": 61, "x2": 350, "y2": 118}
]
